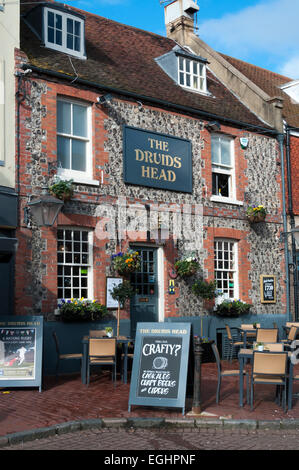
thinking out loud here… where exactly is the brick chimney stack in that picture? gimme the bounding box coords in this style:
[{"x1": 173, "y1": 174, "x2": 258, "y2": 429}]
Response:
[{"x1": 164, "y1": 0, "x2": 199, "y2": 45}]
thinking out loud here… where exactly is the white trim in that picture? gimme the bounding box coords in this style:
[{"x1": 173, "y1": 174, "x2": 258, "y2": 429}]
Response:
[
  {"x1": 177, "y1": 55, "x2": 207, "y2": 93},
  {"x1": 57, "y1": 97, "x2": 92, "y2": 180},
  {"x1": 44, "y1": 7, "x2": 85, "y2": 59},
  {"x1": 214, "y1": 239, "x2": 239, "y2": 304},
  {"x1": 157, "y1": 247, "x2": 165, "y2": 322},
  {"x1": 210, "y1": 196, "x2": 243, "y2": 206},
  {"x1": 211, "y1": 134, "x2": 236, "y2": 200}
]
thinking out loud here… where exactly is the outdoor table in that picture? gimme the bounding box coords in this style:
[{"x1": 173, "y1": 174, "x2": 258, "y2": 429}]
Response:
[
  {"x1": 238, "y1": 348, "x2": 294, "y2": 410},
  {"x1": 81, "y1": 335, "x2": 134, "y2": 385},
  {"x1": 237, "y1": 327, "x2": 257, "y2": 347}
]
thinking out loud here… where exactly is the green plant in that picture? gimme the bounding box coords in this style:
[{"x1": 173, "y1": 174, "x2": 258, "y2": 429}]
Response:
[
  {"x1": 49, "y1": 178, "x2": 74, "y2": 201},
  {"x1": 58, "y1": 298, "x2": 108, "y2": 322},
  {"x1": 111, "y1": 250, "x2": 141, "y2": 276},
  {"x1": 215, "y1": 299, "x2": 251, "y2": 317},
  {"x1": 192, "y1": 280, "x2": 217, "y2": 300},
  {"x1": 246, "y1": 205, "x2": 267, "y2": 222},
  {"x1": 110, "y1": 280, "x2": 135, "y2": 306},
  {"x1": 105, "y1": 327, "x2": 113, "y2": 333},
  {"x1": 174, "y1": 255, "x2": 200, "y2": 278}
]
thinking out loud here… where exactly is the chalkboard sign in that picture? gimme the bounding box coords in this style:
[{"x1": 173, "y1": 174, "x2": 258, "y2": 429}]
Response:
[
  {"x1": 128, "y1": 322, "x2": 191, "y2": 415},
  {"x1": 0, "y1": 316, "x2": 43, "y2": 391},
  {"x1": 260, "y1": 275, "x2": 276, "y2": 303}
]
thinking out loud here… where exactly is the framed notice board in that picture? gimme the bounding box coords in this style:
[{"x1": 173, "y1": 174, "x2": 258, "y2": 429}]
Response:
[
  {"x1": 128, "y1": 322, "x2": 191, "y2": 415},
  {"x1": 260, "y1": 275, "x2": 276, "y2": 303},
  {"x1": 106, "y1": 277, "x2": 123, "y2": 309},
  {"x1": 0, "y1": 316, "x2": 43, "y2": 391}
]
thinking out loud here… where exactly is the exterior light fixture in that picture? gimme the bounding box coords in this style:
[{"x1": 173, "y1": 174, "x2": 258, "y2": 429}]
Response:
[
  {"x1": 205, "y1": 121, "x2": 221, "y2": 132},
  {"x1": 26, "y1": 191, "x2": 64, "y2": 227},
  {"x1": 97, "y1": 94, "x2": 113, "y2": 105}
]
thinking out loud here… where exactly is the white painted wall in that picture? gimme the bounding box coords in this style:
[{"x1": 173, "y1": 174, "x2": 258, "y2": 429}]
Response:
[{"x1": 0, "y1": 0, "x2": 19, "y2": 188}]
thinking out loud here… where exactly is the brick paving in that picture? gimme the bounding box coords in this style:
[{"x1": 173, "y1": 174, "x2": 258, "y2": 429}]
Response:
[{"x1": 1, "y1": 360, "x2": 299, "y2": 447}]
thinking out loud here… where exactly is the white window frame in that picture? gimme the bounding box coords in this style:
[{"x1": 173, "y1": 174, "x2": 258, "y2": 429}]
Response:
[
  {"x1": 57, "y1": 97, "x2": 93, "y2": 183},
  {"x1": 211, "y1": 134, "x2": 237, "y2": 203},
  {"x1": 43, "y1": 7, "x2": 85, "y2": 59},
  {"x1": 178, "y1": 55, "x2": 207, "y2": 93},
  {"x1": 57, "y1": 227, "x2": 93, "y2": 301},
  {"x1": 214, "y1": 239, "x2": 239, "y2": 304}
]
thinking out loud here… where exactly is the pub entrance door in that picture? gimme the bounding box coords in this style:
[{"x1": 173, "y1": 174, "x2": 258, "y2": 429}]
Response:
[{"x1": 130, "y1": 247, "x2": 159, "y2": 338}]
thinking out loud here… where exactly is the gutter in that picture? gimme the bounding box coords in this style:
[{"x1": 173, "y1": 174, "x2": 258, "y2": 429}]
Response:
[{"x1": 21, "y1": 63, "x2": 279, "y2": 136}]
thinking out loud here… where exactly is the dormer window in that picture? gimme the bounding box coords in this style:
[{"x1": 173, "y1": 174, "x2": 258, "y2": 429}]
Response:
[
  {"x1": 178, "y1": 56, "x2": 206, "y2": 93},
  {"x1": 43, "y1": 6, "x2": 85, "y2": 59}
]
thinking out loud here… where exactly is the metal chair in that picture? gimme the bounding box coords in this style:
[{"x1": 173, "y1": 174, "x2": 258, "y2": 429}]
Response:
[
  {"x1": 281, "y1": 326, "x2": 299, "y2": 347},
  {"x1": 261, "y1": 343, "x2": 284, "y2": 352},
  {"x1": 89, "y1": 330, "x2": 107, "y2": 338},
  {"x1": 225, "y1": 325, "x2": 246, "y2": 361},
  {"x1": 240, "y1": 323, "x2": 260, "y2": 345},
  {"x1": 52, "y1": 331, "x2": 83, "y2": 377},
  {"x1": 212, "y1": 343, "x2": 249, "y2": 404},
  {"x1": 256, "y1": 328, "x2": 278, "y2": 343},
  {"x1": 250, "y1": 351, "x2": 288, "y2": 412},
  {"x1": 87, "y1": 338, "x2": 117, "y2": 386}
]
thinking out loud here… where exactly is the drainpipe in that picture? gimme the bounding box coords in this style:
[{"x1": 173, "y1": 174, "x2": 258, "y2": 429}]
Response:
[
  {"x1": 286, "y1": 124, "x2": 299, "y2": 320},
  {"x1": 278, "y1": 133, "x2": 291, "y2": 320}
]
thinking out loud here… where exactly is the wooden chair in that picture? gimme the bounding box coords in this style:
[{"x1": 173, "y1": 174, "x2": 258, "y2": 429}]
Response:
[
  {"x1": 89, "y1": 330, "x2": 107, "y2": 338},
  {"x1": 281, "y1": 326, "x2": 299, "y2": 347},
  {"x1": 240, "y1": 323, "x2": 260, "y2": 344},
  {"x1": 250, "y1": 351, "x2": 288, "y2": 412},
  {"x1": 256, "y1": 328, "x2": 278, "y2": 343},
  {"x1": 262, "y1": 343, "x2": 284, "y2": 352},
  {"x1": 87, "y1": 338, "x2": 117, "y2": 386},
  {"x1": 225, "y1": 325, "x2": 246, "y2": 361},
  {"x1": 52, "y1": 331, "x2": 83, "y2": 377},
  {"x1": 212, "y1": 343, "x2": 249, "y2": 404}
]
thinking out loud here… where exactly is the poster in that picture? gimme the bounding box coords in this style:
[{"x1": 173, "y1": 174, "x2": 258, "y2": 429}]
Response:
[
  {"x1": 0, "y1": 316, "x2": 43, "y2": 391},
  {"x1": 129, "y1": 322, "x2": 191, "y2": 415},
  {"x1": 106, "y1": 277, "x2": 123, "y2": 309}
]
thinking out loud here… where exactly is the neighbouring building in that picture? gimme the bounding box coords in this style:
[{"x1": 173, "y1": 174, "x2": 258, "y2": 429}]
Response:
[
  {"x1": 0, "y1": 0, "x2": 19, "y2": 315},
  {"x1": 14, "y1": 0, "x2": 289, "y2": 368}
]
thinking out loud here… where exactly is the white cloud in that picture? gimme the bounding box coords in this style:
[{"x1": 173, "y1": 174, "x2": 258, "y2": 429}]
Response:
[
  {"x1": 200, "y1": 0, "x2": 299, "y2": 70},
  {"x1": 280, "y1": 57, "x2": 299, "y2": 79}
]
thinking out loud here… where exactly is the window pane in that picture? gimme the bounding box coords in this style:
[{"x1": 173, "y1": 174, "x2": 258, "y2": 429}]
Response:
[
  {"x1": 56, "y1": 14, "x2": 62, "y2": 30},
  {"x1": 74, "y1": 36, "x2": 80, "y2": 52},
  {"x1": 179, "y1": 72, "x2": 184, "y2": 85},
  {"x1": 74, "y1": 21, "x2": 81, "y2": 36},
  {"x1": 185, "y1": 59, "x2": 190, "y2": 73},
  {"x1": 56, "y1": 29, "x2": 62, "y2": 46},
  {"x1": 179, "y1": 57, "x2": 184, "y2": 71},
  {"x1": 48, "y1": 27, "x2": 54, "y2": 44},
  {"x1": 73, "y1": 104, "x2": 87, "y2": 137},
  {"x1": 57, "y1": 101, "x2": 71, "y2": 134},
  {"x1": 67, "y1": 18, "x2": 73, "y2": 34},
  {"x1": 221, "y1": 139, "x2": 231, "y2": 166},
  {"x1": 48, "y1": 11, "x2": 54, "y2": 27},
  {"x1": 217, "y1": 174, "x2": 230, "y2": 197},
  {"x1": 193, "y1": 61, "x2": 198, "y2": 75},
  {"x1": 186, "y1": 74, "x2": 190, "y2": 87},
  {"x1": 211, "y1": 137, "x2": 220, "y2": 163},
  {"x1": 193, "y1": 77, "x2": 198, "y2": 89},
  {"x1": 72, "y1": 139, "x2": 86, "y2": 172},
  {"x1": 67, "y1": 33, "x2": 73, "y2": 50},
  {"x1": 57, "y1": 136, "x2": 70, "y2": 169}
]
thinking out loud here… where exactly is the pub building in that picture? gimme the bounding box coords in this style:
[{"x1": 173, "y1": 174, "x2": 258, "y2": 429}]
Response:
[{"x1": 14, "y1": 0, "x2": 287, "y2": 372}]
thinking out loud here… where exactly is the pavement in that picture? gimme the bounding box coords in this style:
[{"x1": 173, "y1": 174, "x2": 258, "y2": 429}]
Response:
[{"x1": 1, "y1": 359, "x2": 299, "y2": 448}]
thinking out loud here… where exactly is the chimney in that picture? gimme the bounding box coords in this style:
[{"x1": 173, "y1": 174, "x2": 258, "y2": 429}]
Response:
[{"x1": 164, "y1": 0, "x2": 199, "y2": 44}]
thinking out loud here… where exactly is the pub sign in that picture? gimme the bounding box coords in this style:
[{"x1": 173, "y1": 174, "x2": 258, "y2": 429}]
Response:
[{"x1": 123, "y1": 126, "x2": 192, "y2": 193}]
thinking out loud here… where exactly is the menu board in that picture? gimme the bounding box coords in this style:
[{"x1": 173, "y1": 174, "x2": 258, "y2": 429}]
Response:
[
  {"x1": 0, "y1": 316, "x2": 43, "y2": 391},
  {"x1": 260, "y1": 275, "x2": 276, "y2": 304},
  {"x1": 128, "y1": 322, "x2": 191, "y2": 415}
]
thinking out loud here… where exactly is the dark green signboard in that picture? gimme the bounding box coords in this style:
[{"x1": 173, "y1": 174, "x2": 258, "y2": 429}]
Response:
[
  {"x1": 128, "y1": 322, "x2": 191, "y2": 415},
  {"x1": 0, "y1": 316, "x2": 43, "y2": 391},
  {"x1": 123, "y1": 126, "x2": 192, "y2": 193}
]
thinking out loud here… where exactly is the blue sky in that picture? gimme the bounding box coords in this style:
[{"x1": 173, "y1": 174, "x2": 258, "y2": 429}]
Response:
[{"x1": 65, "y1": 0, "x2": 299, "y2": 79}]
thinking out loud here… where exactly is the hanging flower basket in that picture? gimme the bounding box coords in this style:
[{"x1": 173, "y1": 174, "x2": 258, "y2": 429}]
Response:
[
  {"x1": 174, "y1": 256, "x2": 200, "y2": 278},
  {"x1": 246, "y1": 205, "x2": 267, "y2": 223},
  {"x1": 48, "y1": 178, "x2": 74, "y2": 202},
  {"x1": 215, "y1": 299, "x2": 251, "y2": 318},
  {"x1": 111, "y1": 250, "x2": 141, "y2": 276}
]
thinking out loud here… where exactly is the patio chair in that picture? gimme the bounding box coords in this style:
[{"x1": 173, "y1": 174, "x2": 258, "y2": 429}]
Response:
[
  {"x1": 240, "y1": 323, "x2": 260, "y2": 345},
  {"x1": 87, "y1": 338, "x2": 117, "y2": 386},
  {"x1": 52, "y1": 331, "x2": 83, "y2": 377},
  {"x1": 225, "y1": 325, "x2": 246, "y2": 361},
  {"x1": 281, "y1": 326, "x2": 299, "y2": 347},
  {"x1": 250, "y1": 351, "x2": 288, "y2": 412},
  {"x1": 89, "y1": 330, "x2": 107, "y2": 338},
  {"x1": 256, "y1": 328, "x2": 278, "y2": 343},
  {"x1": 212, "y1": 343, "x2": 249, "y2": 404},
  {"x1": 262, "y1": 343, "x2": 284, "y2": 352}
]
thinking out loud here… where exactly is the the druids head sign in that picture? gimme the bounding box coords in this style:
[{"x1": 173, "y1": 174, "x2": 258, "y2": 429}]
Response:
[{"x1": 123, "y1": 126, "x2": 192, "y2": 193}]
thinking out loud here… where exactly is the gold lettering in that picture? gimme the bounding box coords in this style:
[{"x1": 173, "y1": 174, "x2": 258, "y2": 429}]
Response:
[
  {"x1": 153, "y1": 153, "x2": 162, "y2": 165},
  {"x1": 173, "y1": 156, "x2": 182, "y2": 169},
  {"x1": 144, "y1": 151, "x2": 154, "y2": 164},
  {"x1": 159, "y1": 169, "x2": 167, "y2": 181},
  {"x1": 135, "y1": 149, "x2": 144, "y2": 161},
  {"x1": 147, "y1": 138, "x2": 169, "y2": 151},
  {"x1": 141, "y1": 166, "x2": 150, "y2": 178},
  {"x1": 151, "y1": 167, "x2": 159, "y2": 179},
  {"x1": 167, "y1": 170, "x2": 176, "y2": 182},
  {"x1": 162, "y1": 154, "x2": 174, "y2": 167}
]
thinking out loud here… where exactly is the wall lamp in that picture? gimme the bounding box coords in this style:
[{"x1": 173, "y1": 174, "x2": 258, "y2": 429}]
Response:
[
  {"x1": 97, "y1": 94, "x2": 113, "y2": 105},
  {"x1": 24, "y1": 190, "x2": 64, "y2": 227},
  {"x1": 205, "y1": 121, "x2": 221, "y2": 132}
]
